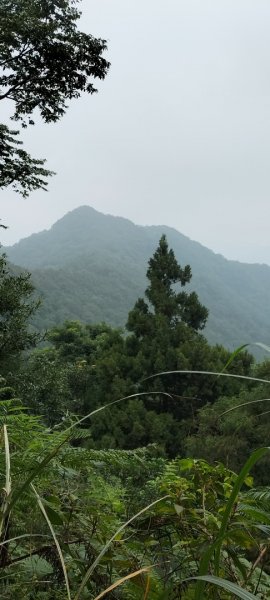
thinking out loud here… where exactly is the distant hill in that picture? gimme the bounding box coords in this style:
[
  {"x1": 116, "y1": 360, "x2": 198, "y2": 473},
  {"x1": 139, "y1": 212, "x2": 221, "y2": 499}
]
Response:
[{"x1": 5, "y1": 205, "x2": 270, "y2": 352}]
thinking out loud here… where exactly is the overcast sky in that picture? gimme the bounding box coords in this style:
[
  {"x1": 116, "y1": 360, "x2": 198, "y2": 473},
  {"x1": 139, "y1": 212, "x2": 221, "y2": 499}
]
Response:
[{"x1": 1, "y1": 0, "x2": 270, "y2": 263}]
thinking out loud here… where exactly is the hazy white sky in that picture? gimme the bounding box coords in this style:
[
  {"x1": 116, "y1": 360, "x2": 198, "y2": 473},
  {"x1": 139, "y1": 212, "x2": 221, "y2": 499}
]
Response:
[{"x1": 1, "y1": 0, "x2": 270, "y2": 263}]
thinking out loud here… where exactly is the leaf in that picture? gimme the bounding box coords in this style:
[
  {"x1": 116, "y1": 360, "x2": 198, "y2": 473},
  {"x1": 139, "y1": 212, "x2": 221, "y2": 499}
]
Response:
[
  {"x1": 238, "y1": 503, "x2": 270, "y2": 525},
  {"x1": 195, "y1": 447, "x2": 270, "y2": 600},
  {"x1": 93, "y1": 566, "x2": 153, "y2": 600},
  {"x1": 254, "y1": 342, "x2": 270, "y2": 353},
  {"x1": 4, "y1": 425, "x2": 11, "y2": 498},
  {"x1": 188, "y1": 575, "x2": 258, "y2": 599},
  {"x1": 0, "y1": 533, "x2": 50, "y2": 547},
  {"x1": 43, "y1": 503, "x2": 64, "y2": 526},
  {"x1": 31, "y1": 484, "x2": 71, "y2": 600},
  {"x1": 220, "y1": 398, "x2": 270, "y2": 417},
  {"x1": 145, "y1": 369, "x2": 270, "y2": 385},
  {"x1": 174, "y1": 504, "x2": 184, "y2": 515},
  {"x1": 0, "y1": 424, "x2": 11, "y2": 538},
  {"x1": 7, "y1": 391, "x2": 172, "y2": 515},
  {"x1": 220, "y1": 344, "x2": 250, "y2": 374}
]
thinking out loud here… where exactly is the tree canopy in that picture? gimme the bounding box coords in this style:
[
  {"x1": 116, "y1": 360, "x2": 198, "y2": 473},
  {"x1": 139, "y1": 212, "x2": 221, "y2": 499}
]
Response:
[
  {"x1": 1, "y1": 231, "x2": 270, "y2": 598},
  {"x1": 0, "y1": 0, "x2": 110, "y2": 195},
  {"x1": 0, "y1": 253, "x2": 40, "y2": 374},
  {"x1": 127, "y1": 234, "x2": 208, "y2": 335}
]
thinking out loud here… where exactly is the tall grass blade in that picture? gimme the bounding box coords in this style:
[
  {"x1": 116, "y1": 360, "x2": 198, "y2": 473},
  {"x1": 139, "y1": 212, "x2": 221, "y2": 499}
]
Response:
[
  {"x1": 93, "y1": 566, "x2": 153, "y2": 600},
  {"x1": 62, "y1": 391, "x2": 174, "y2": 435},
  {"x1": 0, "y1": 425, "x2": 11, "y2": 540},
  {"x1": 145, "y1": 370, "x2": 270, "y2": 385},
  {"x1": 194, "y1": 447, "x2": 270, "y2": 600},
  {"x1": 3, "y1": 425, "x2": 11, "y2": 499},
  {"x1": 0, "y1": 534, "x2": 50, "y2": 547},
  {"x1": 254, "y1": 342, "x2": 270, "y2": 353},
  {"x1": 220, "y1": 398, "x2": 270, "y2": 417},
  {"x1": 144, "y1": 574, "x2": 151, "y2": 599},
  {"x1": 220, "y1": 344, "x2": 249, "y2": 374},
  {"x1": 31, "y1": 484, "x2": 71, "y2": 600},
  {"x1": 74, "y1": 496, "x2": 169, "y2": 600},
  {"x1": 188, "y1": 575, "x2": 258, "y2": 599}
]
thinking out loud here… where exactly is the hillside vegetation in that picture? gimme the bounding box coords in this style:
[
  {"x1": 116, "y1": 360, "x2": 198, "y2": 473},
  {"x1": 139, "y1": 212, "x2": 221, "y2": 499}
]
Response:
[
  {"x1": 5, "y1": 205, "x2": 270, "y2": 351},
  {"x1": 2, "y1": 237, "x2": 270, "y2": 598}
]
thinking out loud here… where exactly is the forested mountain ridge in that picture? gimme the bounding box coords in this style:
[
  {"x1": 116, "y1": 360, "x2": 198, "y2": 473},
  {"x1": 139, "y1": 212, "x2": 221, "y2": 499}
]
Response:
[{"x1": 5, "y1": 205, "x2": 270, "y2": 350}]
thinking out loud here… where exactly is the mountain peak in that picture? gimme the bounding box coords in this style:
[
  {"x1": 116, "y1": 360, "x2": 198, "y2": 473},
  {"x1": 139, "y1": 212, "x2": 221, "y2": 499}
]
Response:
[
  {"x1": 52, "y1": 205, "x2": 137, "y2": 231},
  {"x1": 4, "y1": 205, "x2": 270, "y2": 353}
]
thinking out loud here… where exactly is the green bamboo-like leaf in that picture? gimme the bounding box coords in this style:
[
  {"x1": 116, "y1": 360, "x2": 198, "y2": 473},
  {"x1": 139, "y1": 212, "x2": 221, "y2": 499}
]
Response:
[
  {"x1": 227, "y1": 549, "x2": 248, "y2": 580},
  {"x1": 238, "y1": 503, "x2": 270, "y2": 525},
  {"x1": 220, "y1": 344, "x2": 250, "y2": 374},
  {"x1": 188, "y1": 575, "x2": 258, "y2": 599}
]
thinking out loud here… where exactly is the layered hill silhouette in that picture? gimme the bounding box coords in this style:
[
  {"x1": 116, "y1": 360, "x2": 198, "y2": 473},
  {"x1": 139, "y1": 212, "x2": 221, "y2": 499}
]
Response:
[{"x1": 5, "y1": 205, "x2": 270, "y2": 351}]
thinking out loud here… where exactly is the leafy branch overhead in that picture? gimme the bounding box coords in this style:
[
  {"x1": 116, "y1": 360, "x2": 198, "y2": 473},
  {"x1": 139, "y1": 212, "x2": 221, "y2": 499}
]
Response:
[
  {"x1": 0, "y1": 125, "x2": 54, "y2": 197},
  {"x1": 0, "y1": 0, "x2": 110, "y2": 196}
]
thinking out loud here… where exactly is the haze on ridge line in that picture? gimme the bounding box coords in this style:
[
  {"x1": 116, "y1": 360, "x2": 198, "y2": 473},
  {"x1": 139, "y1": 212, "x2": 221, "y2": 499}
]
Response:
[{"x1": 1, "y1": 0, "x2": 270, "y2": 265}]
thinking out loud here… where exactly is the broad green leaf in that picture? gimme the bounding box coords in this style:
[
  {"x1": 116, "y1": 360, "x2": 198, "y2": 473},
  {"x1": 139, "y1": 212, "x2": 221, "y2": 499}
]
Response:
[
  {"x1": 189, "y1": 575, "x2": 258, "y2": 599},
  {"x1": 43, "y1": 503, "x2": 64, "y2": 526}
]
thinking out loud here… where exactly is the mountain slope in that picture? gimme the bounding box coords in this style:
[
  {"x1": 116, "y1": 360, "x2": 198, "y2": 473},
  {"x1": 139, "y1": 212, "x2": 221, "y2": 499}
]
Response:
[{"x1": 5, "y1": 206, "x2": 270, "y2": 350}]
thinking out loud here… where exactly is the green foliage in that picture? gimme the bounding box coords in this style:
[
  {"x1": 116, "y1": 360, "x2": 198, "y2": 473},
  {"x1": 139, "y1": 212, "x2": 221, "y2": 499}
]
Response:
[
  {"x1": 143, "y1": 234, "x2": 208, "y2": 330},
  {"x1": 0, "y1": 0, "x2": 109, "y2": 195},
  {"x1": 13, "y1": 232, "x2": 253, "y2": 456},
  {"x1": 0, "y1": 124, "x2": 53, "y2": 196},
  {"x1": 5, "y1": 205, "x2": 270, "y2": 352},
  {"x1": 186, "y1": 378, "x2": 270, "y2": 483},
  {"x1": 0, "y1": 253, "x2": 40, "y2": 375},
  {"x1": 4, "y1": 228, "x2": 270, "y2": 598},
  {"x1": 0, "y1": 384, "x2": 270, "y2": 600},
  {"x1": 126, "y1": 235, "x2": 208, "y2": 373}
]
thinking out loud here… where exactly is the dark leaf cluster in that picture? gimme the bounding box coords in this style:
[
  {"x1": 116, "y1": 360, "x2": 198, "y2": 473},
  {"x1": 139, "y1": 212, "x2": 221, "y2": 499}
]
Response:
[
  {"x1": 0, "y1": 124, "x2": 53, "y2": 196},
  {"x1": 0, "y1": 0, "x2": 110, "y2": 125}
]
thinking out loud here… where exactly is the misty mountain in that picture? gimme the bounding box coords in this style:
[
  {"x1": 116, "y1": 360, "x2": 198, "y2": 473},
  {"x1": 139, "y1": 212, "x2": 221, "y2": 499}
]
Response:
[{"x1": 5, "y1": 205, "x2": 270, "y2": 352}]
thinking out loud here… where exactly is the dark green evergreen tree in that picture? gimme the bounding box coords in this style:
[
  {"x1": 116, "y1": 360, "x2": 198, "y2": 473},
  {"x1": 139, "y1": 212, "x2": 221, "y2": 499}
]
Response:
[
  {"x1": 125, "y1": 236, "x2": 252, "y2": 449},
  {"x1": 126, "y1": 235, "x2": 210, "y2": 392},
  {"x1": 146, "y1": 234, "x2": 208, "y2": 329}
]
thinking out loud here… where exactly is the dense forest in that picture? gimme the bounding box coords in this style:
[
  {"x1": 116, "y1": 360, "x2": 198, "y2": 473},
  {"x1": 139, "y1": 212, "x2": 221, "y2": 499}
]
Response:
[
  {"x1": 2, "y1": 1, "x2": 270, "y2": 598},
  {"x1": 5, "y1": 205, "x2": 270, "y2": 354},
  {"x1": 2, "y1": 233, "x2": 270, "y2": 599}
]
